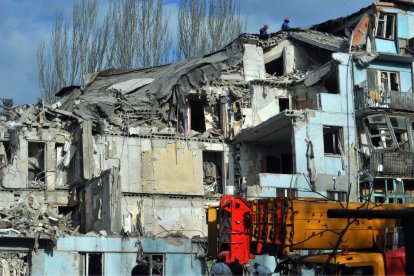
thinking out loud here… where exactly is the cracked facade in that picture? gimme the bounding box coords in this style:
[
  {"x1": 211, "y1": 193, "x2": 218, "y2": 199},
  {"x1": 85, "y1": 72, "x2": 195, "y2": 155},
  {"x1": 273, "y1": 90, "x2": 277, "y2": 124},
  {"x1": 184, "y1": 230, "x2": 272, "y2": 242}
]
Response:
[{"x1": 0, "y1": 0, "x2": 414, "y2": 274}]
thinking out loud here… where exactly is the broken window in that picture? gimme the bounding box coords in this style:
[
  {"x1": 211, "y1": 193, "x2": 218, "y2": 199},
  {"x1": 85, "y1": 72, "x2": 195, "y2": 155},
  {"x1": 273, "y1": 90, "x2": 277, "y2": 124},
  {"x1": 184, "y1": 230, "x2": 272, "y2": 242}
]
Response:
[
  {"x1": 279, "y1": 98, "x2": 289, "y2": 112},
  {"x1": 0, "y1": 252, "x2": 30, "y2": 275},
  {"x1": 0, "y1": 141, "x2": 11, "y2": 167},
  {"x1": 85, "y1": 253, "x2": 103, "y2": 276},
  {"x1": 389, "y1": 116, "x2": 410, "y2": 151},
  {"x1": 363, "y1": 114, "x2": 398, "y2": 151},
  {"x1": 367, "y1": 69, "x2": 400, "y2": 92},
  {"x1": 188, "y1": 100, "x2": 206, "y2": 132},
  {"x1": 376, "y1": 12, "x2": 396, "y2": 40},
  {"x1": 28, "y1": 141, "x2": 45, "y2": 182},
  {"x1": 132, "y1": 254, "x2": 164, "y2": 276},
  {"x1": 327, "y1": 190, "x2": 347, "y2": 201},
  {"x1": 203, "y1": 151, "x2": 223, "y2": 194},
  {"x1": 323, "y1": 126, "x2": 343, "y2": 155},
  {"x1": 276, "y1": 188, "x2": 297, "y2": 197},
  {"x1": 58, "y1": 205, "x2": 76, "y2": 215},
  {"x1": 323, "y1": 70, "x2": 339, "y2": 93}
]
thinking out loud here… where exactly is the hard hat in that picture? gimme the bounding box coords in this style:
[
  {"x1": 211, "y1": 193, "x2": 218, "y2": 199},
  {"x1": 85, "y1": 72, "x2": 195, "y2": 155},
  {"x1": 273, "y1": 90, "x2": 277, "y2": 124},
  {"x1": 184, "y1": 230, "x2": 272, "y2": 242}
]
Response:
[
  {"x1": 284, "y1": 17, "x2": 290, "y2": 22},
  {"x1": 264, "y1": 24, "x2": 269, "y2": 29}
]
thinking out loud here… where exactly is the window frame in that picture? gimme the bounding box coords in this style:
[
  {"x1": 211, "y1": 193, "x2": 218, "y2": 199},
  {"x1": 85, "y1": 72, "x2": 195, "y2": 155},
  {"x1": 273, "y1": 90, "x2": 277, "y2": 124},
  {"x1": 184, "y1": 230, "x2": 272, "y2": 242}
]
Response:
[
  {"x1": 276, "y1": 188, "x2": 297, "y2": 197},
  {"x1": 375, "y1": 12, "x2": 396, "y2": 40},
  {"x1": 323, "y1": 126, "x2": 343, "y2": 156},
  {"x1": 327, "y1": 190, "x2": 347, "y2": 202},
  {"x1": 366, "y1": 69, "x2": 400, "y2": 92}
]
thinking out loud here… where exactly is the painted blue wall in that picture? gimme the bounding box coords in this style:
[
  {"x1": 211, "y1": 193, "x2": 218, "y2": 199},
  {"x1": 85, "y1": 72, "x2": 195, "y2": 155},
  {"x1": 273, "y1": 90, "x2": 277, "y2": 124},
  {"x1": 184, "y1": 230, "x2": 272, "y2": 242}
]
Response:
[
  {"x1": 30, "y1": 237, "x2": 205, "y2": 276},
  {"x1": 374, "y1": 39, "x2": 397, "y2": 54}
]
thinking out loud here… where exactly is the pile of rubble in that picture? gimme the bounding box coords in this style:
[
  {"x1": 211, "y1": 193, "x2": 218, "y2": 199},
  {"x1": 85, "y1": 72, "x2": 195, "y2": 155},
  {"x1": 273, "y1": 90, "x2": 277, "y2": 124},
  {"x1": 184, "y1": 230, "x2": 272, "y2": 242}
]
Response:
[{"x1": 0, "y1": 195, "x2": 78, "y2": 241}]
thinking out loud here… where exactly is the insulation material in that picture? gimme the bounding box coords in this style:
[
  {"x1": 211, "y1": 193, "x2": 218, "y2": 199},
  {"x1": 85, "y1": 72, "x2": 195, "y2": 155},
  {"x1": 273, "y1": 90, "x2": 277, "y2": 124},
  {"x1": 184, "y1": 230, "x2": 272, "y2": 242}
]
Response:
[{"x1": 152, "y1": 142, "x2": 202, "y2": 194}]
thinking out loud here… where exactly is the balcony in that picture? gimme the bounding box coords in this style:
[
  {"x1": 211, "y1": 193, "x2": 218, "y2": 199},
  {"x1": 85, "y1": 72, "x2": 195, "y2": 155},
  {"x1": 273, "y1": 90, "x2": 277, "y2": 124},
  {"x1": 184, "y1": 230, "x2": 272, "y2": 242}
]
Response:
[
  {"x1": 365, "y1": 151, "x2": 414, "y2": 178},
  {"x1": 354, "y1": 88, "x2": 414, "y2": 115}
]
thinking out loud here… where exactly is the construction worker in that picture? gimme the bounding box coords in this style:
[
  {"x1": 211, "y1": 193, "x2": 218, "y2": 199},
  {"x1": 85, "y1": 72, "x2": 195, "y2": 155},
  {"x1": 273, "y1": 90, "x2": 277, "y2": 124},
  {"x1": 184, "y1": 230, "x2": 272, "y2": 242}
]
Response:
[{"x1": 281, "y1": 18, "x2": 291, "y2": 31}]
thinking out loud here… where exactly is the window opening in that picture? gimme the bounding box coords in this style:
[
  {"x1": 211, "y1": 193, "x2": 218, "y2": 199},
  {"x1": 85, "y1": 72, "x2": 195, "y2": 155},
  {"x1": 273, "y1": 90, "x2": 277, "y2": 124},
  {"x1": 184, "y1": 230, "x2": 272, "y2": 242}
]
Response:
[
  {"x1": 0, "y1": 252, "x2": 30, "y2": 275},
  {"x1": 203, "y1": 151, "x2": 223, "y2": 194},
  {"x1": 279, "y1": 98, "x2": 289, "y2": 112},
  {"x1": 86, "y1": 253, "x2": 102, "y2": 276},
  {"x1": 376, "y1": 13, "x2": 396, "y2": 39},
  {"x1": 327, "y1": 190, "x2": 347, "y2": 201},
  {"x1": 323, "y1": 126, "x2": 343, "y2": 155},
  {"x1": 389, "y1": 116, "x2": 410, "y2": 151},
  {"x1": 276, "y1": 188, "x2": 297, "y2": 197},
  {"x1": 28, "y1": 142, "x2": 45, "y2": 182},
  {"x1": 133, "y1": 254, "x2": 164, "y2": 276},
  {"x1": 58, "y1": 206, "x2": 76, "y2": 215},
  {"x1": 363, "y1": 115, "x2": 396, "y2": 151},
  {"x1": 0, "y1": 141, "x2": 11, "y2": 166},
  {"x1": 189, "y1": 100, "x2": 206, "y2": 132},
  {"x1": 323, "y1": 70, "x2": 339, "y2": 93},
  {"x1": 281, "y1": 154, "x2": 293, "y2": 174},
  {"x1": 367, "y1": 70, "x2": 400, "y2": 92}
]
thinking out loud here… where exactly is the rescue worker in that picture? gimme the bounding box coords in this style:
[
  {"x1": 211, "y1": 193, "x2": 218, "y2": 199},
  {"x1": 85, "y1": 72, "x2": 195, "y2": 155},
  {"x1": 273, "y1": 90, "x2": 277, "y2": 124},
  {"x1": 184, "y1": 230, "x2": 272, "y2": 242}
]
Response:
[
  {"x1": 260, "y1": 24, "x2": 269, "y2": 36},
  {"x1": 253, "y1": 262, "x2": 272, "y2": 276},
  {"x1": 211, "y1": 251, "x2": 232, "y2": 276},
  {"x1": 228, "y1": 258, "x2": 243, "y2": 276},
  {"x1": 281, "y1": 18, "x2": 291, "y2": 31},
  {"x1": 259, "y1": 24, "x2": 270, "y2": 39}
]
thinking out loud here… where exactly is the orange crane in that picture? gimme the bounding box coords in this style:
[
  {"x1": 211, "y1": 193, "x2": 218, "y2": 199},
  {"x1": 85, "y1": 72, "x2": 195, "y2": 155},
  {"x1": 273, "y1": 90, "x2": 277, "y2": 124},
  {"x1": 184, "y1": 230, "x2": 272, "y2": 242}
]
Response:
[{"x1": 207, "y1": 195, "x2": 412, "y2": 275}]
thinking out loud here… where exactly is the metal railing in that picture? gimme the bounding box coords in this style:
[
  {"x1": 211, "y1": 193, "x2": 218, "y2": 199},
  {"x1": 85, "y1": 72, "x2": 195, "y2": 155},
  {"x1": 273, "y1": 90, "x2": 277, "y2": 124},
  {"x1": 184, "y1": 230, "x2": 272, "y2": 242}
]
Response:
[
  {"x1": 354, "y1": 88, "x2": 414, "y2": 114},
  {"x1": 366, "y1": 151, "x2": 414, "y2": 178}
]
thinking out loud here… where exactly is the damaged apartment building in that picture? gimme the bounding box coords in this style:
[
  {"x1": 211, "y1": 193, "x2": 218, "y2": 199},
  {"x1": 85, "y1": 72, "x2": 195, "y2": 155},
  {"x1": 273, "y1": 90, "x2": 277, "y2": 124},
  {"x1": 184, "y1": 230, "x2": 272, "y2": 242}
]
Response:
[{"x1": 0, "y1": 0, "x2": 413, "y2": 274}]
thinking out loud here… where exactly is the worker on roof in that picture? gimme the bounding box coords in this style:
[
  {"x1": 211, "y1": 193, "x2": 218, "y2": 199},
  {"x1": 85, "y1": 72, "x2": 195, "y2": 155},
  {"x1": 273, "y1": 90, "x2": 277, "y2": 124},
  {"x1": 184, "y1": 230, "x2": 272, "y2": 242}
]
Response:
[
  {"x1": 259, "y1": 24, "x2": 270, "y2": 39},
  {"x1": 281, "y1": 18, "x2": 291, "y2": 31},
  {"x1": 259, "y1": 24, "x2": 269, "y2": 37}
]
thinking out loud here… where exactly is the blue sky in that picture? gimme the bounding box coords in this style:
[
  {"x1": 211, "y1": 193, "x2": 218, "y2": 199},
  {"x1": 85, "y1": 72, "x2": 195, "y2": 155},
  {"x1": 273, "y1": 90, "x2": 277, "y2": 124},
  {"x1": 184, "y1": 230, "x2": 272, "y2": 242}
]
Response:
[{"x1": 0, "y1": 0, "x2": 375, "y2": 106}]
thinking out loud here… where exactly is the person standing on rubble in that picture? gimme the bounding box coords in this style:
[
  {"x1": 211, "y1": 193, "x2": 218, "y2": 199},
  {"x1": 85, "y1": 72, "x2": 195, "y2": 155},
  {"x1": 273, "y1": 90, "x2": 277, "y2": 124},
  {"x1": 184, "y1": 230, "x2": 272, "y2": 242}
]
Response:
[
  {"x1": 281, "y1": 18, "x2": 291, "y2": 31},
  {"x1": 259, "y1": 24, "x2": 269, "y2": 38}
]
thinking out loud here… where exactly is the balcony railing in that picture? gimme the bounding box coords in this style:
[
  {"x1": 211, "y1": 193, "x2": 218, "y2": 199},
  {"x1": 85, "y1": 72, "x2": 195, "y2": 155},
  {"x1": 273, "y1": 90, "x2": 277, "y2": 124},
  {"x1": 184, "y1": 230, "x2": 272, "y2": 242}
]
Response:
[
  {"x1": 365, "y1": 151, "x2": 414, "y2": 178},
  {"x1": 354, "y1": 88, "x2": 414, "y2": 114}
]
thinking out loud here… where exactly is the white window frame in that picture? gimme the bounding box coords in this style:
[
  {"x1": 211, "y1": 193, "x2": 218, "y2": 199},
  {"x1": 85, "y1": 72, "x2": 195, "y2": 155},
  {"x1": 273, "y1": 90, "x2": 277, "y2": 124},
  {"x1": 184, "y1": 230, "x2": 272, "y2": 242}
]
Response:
[
  {"x1": 375, "y1": 12, "x2": 396, "y2": 40},
  {"x1": 367, "y1": 69, "x2": 400, "y2": 92}
]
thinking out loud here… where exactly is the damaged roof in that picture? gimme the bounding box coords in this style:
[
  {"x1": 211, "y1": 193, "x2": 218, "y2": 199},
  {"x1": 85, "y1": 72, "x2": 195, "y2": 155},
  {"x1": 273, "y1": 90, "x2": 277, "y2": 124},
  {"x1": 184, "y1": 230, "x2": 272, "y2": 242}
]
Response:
[{"x1": 57, "y1": 36, "x2": 246, "y2": 128}]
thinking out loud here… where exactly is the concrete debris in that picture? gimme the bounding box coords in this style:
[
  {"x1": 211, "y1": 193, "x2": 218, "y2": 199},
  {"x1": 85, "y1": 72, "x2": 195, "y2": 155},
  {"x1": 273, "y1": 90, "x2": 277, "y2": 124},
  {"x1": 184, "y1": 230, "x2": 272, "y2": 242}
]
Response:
[
  {"x1": 290, "y1": 31, "x2": 349, "y2": 52},
  {"x1": 0, "y1": 196, "x2": 76, "y2": 240},
  {"x1": 353, "y1": 51, "x2": 379, "y2": 67}
]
